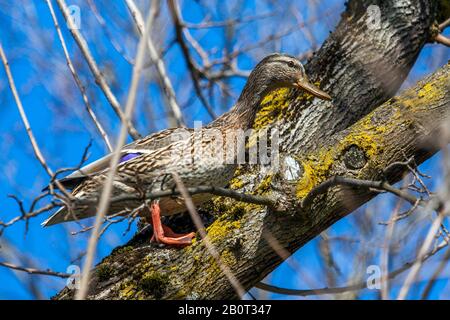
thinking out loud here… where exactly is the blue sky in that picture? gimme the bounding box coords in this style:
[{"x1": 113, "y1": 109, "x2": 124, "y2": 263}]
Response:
[{"x1": 0, "y1": 0, "x2": 449, "y2": 299}]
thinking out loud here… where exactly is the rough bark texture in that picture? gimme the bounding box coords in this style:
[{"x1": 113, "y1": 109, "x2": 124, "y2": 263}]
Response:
[
  {"x1": 277, "y1": 0, "x2": 436, "y2": 153},
  {"x1": 55, "y1": 0, "x2": 449, "y2": 299}
]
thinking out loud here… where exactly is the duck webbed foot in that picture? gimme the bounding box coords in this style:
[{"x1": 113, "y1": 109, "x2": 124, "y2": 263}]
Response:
[{"x1": 149, "y1": 201, "x2": 195, "y2": 247}]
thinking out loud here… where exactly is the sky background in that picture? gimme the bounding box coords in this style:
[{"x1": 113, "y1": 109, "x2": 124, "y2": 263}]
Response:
[{"x1": 0, "y1": 0, "x2": 449, "y2": 299}]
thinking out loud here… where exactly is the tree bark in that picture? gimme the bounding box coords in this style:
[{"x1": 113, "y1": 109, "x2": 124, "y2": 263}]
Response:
[{"x1": 55, "y1": 0, "x2": 449, "y2": 299}]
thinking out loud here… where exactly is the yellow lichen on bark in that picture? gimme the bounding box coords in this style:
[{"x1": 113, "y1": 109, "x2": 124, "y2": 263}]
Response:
[
  {"x1": 295, "y1": 111, "x2": 388, "y2": 199},
  {"x1": 206, "y1": 219, "x2": 241, "y2": 244},
  {"x1": 253, "y1": 87, "x2": 292, "y2": 129},
  {"x1": 253, "y1": 83, "x2": 322, "y2": 130},
  {"x1": 294, "y1": 65, "x2": 450, "y2": 200},
  {"x1": 204, "y1": 249, "x2": 237, "y2": 279},
  {"x1": 417, "y1": 78, "x2": 446, "y2": 102},
  {"x1": 295, "y1": 150, "x2": 335, "y2": 199}
]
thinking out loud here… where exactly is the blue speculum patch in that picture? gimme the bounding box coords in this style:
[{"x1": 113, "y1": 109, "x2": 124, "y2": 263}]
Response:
[{"x1": 119, "y1": 153, "x2": 141, "y2": 163}]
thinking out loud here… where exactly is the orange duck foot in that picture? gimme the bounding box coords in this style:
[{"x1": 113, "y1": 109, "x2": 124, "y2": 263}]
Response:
[{"x1": 149, "y1": 201, "x2": 195, "y2": 247}]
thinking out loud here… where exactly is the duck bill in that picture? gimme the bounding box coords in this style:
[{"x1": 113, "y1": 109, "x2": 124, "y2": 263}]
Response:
[{"x1": 296, "y1": 80, "x2": 332, "y2": 101}]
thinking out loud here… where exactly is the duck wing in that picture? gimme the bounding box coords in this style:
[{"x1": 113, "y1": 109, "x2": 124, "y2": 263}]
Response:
[{"x1": 45, "y1": 127, "x2": 193, "y2": 190}]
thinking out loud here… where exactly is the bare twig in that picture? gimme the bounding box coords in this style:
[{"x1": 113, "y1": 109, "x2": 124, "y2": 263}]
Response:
[
  {"x1": 0, "y1": 42, "x2": 71, "y2": 199},
  {"x1": 300, "y1": 172, "x2": 450, "y2": 299},
  {"x1": 87, "y1": 184, "x2": 276, "y2": 208},
  {"x1": 378, "y1": 200, "x2": 420, "y2": 225},
  {"x1": 0, "y1": 44, "x2": 55, "y2": 177},
  {"x1": 256, "y1": 240, "x2": 449, "y2": 297},
  {"x1": 397, "y1": 210, "x2": 445, "y2": 300},
  {"x1": 46, "y1": 0, "x2": 113, "y2": 152},
  {"x1": 86, "y1": 0, "x2": 135, "y2": 65},
  {"x1": 124, "y1": 0, "x2": 185, "y2": 127},
  {"x1": 75, "y1": 4, "x2": 154, "y2": 300},
  {"x1": 167, "y1": 0, "x2": 217, "y2": 120},
  {"x1": 439, "y1": 18, "x2": 450, "y2": 31},
  {"x1": 55, "y1": 0, "x2": 142, "y2": 140},
  {"x1": 420, "y1": 246, "x2": 450, "y2": 299},
  {"x1": 301, "y1": 176, "x2": 423, "y2": 209},
  {"x1": 262, "y1": 231, "x2": 322, "y2": 294},
  {"x1": 0, "y1": 261, "x2": 70, "y2": 278},
  {"x1": 380, "y1": 192, "x2": 405, "y2": 299},
  {"x1": 183, "y1": 12, "x2": 275, "y2": 29},
  {"x1": 319, "y1": 232, "x2": 340, "y2": 289},
  {"x1": 435, "y1": 33, "x2": 450, "y2": 47},
  {"x1": 207, "y1": 6, "x2": 336, "y2": 68},
  {"x1": 1, "y1": 202, "x2": 56, "y2": 233},
  {"x1": 1, "y1": 140, "x2": 94, "y2": 234}
]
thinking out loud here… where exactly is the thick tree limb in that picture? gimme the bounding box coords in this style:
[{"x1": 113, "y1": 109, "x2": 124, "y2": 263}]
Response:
[{"x1": 54, "y1": 1, "x2": 448, "y2": 299}]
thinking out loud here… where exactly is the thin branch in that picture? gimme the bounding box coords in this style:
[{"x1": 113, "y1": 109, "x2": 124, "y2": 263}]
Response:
[
  {"x1": 1, "y1": 44, "x2": 54, "y2": 177},
  {"x1": 206, "y1": 6, "x2": 336, "y2": 68},
  {"x1": 78, "y1": 185, "x2": 276, "y2": 208},
  {"x1": 256, "y1": 240, "x2": 449, "y2": 297},
  {"x1": 0, "y1": 42, "x2": 71, "y2": 199},
  {"x1": 75, "y1": 4, "x2": 154, "y2": 300},
  {"x1": 46, "y1": 0, "x2": 113, "y2": 152},
  {"x1": 435, "y1": 33, "x2": 450, "y2": 47},
  {"x1": 407, "y1": 132, "x2": 449, "y2": 301},
  {"x1": 263, "y1": 231, "x2": 322, "y2": 292},
  {"x1": 86, "y1": 0, "x2": 135, "y2": 65},
  {"x1": 167, "y1": 0, "x2": 217, "y2": 120},
  {"x1": 439, "y1": 18, "x2": 450, "y2": 31},
  {"x1": 171, "y1": 172, "x2": 246, "y2": 299},
  {"x1": 380, "y1": 191, "x2": 405, "y2": 299},
  {"x1": 0, "y1": 141, "x2": 94, "y2": 234},
  {"x1": 1, "y1": 200, "x2": 55, "y2": 230},
  {"x1": 300, "y1": 170, "x2": 450, "y2": 298},
  {"x1": 397, "y1": 210, "x2": 446, "y2": 299},
  {"x1": 124, "y1": 0, "x2": 185, "y2": 127},
  {"x1": 378, "y1": 200, "x2": 420, "y2": 225},
  {"x1": 0, "y1": 261, "x2": 70, "y2": 278},
  {"x1": 55, "y1": 0, "x2": 142, "y2": 140},
  {"x1": 301, "y1": 176, "x2": 424, "y2": 209},
  {"x1": 183, "y1": 12, "x2": 275, "y2": 29},
  {"x1": 420, "y1": 245, "x2": 450, "y2": 299}
]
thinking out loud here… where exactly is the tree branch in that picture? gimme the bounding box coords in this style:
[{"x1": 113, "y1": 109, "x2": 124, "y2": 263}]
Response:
[
  {"x1": 55, "y1": 0, "x2": 142, "y2": 140},
  {"x1": 74, "y1": 4, "x2": 154, "y2": 300},
  {"x1": 167, "y1": 0, "x2": 218, "y2": 120},
  {"x1": 124, "y1": 0, "x2": 185, "y2": 127},
  {"x1": 0, "y1": 261, "x2": 71, "y2": 278},
  {"x1": 255, "y1": 239, "x2": 449, "y2": 297},
  {"x1": 46, "y1": 0, "x2": 113, "y2": 152},
  {"x1": 53, "y1": 1, "x2": 445, "y2": 300},
  {"x1": 77, "y1": 185, "x2": 276, "y2": 208}
]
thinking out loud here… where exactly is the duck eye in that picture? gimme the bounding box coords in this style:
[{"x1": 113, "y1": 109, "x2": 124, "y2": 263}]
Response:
[{"x1": 288, "y1": 61, "x2": 295, "y2": 68}]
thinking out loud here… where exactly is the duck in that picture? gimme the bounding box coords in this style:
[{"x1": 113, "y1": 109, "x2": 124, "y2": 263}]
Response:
[{"x1": 42, "y1": 53, "x2": 332, "y2": 246}]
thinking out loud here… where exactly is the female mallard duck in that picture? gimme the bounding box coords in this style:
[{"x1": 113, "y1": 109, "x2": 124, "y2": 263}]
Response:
[{"x1": 43, "y1": 53, "x2": 331, "y2": 246}]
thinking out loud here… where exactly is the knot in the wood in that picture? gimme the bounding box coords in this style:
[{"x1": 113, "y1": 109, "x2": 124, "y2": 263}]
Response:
[
  {"x1": 342, "y1": 144, "x2": 367, "y2": 170},
  {"x1": 430, "y1": 22, "x2": 441, "y2": 39}
]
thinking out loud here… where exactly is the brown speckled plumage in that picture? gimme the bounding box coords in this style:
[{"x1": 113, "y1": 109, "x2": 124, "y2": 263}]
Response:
[{"x1": 43, "y1": 53, "x2": 331, "y2": 226}]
